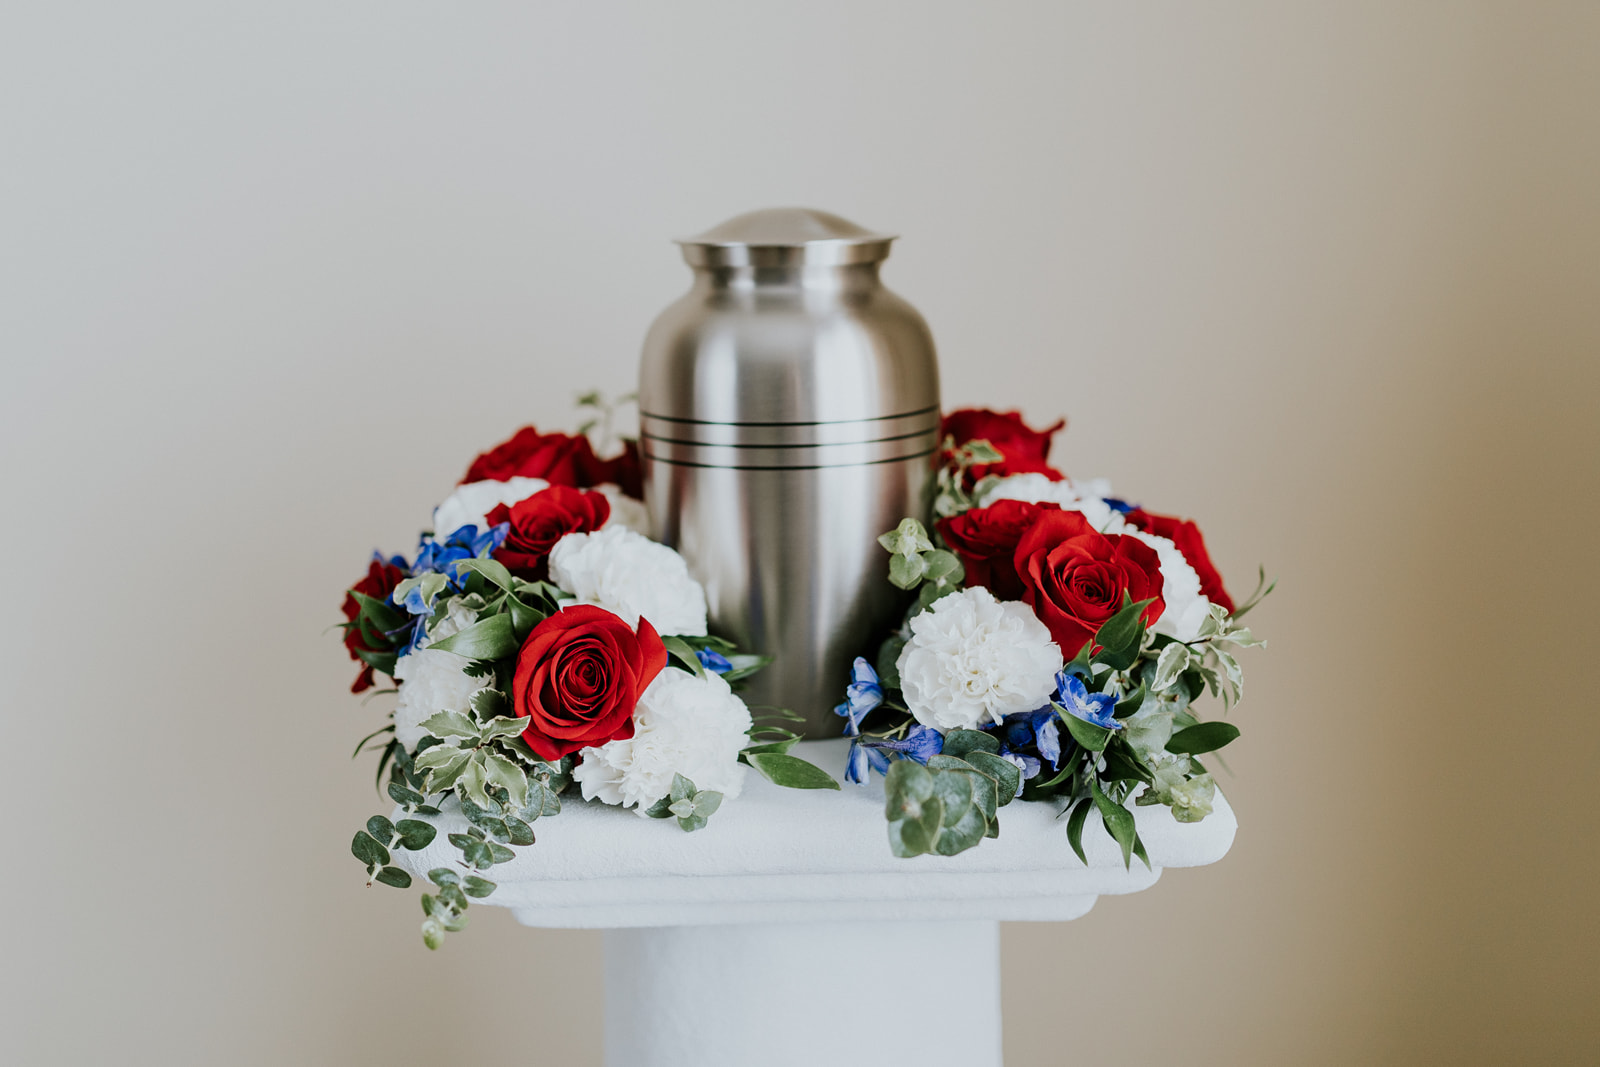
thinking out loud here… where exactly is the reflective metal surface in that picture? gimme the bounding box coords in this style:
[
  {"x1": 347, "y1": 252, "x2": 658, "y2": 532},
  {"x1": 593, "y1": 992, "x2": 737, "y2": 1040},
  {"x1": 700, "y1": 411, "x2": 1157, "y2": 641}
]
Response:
[{"x1": 639, "y1": 208, "x2": 940, "y2": 737}]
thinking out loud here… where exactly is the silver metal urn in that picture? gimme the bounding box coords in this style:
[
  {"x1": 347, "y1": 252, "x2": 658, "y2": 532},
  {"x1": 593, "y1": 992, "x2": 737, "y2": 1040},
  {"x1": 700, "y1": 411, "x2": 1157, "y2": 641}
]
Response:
[{"x1": 638, "y1": 208, "x2": 941, "y2": 738}]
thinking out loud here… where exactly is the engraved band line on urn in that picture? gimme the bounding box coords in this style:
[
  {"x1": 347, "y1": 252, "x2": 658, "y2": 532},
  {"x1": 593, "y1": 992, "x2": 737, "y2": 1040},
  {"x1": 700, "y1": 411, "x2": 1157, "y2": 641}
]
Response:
[{"x1": 640, "y1": 406, "x2": 941, "y2": 472}]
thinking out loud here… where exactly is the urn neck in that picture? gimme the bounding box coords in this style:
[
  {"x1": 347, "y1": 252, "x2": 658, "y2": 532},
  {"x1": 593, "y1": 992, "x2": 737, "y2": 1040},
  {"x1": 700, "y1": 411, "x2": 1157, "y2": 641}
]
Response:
[{"x1": 693, "y1": 262, "x2": 882, "y2": 295}]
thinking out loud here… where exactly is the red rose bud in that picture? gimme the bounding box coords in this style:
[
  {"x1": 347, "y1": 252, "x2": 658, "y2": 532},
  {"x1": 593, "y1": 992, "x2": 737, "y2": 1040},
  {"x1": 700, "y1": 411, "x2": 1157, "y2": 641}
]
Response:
[
  {"x1": 1014, "y1": 510, "x2": 1165, "y2": 659},
  {"x1": 487, "y1": 485, "x2": 611, "y2": 580},
  {"x1": 940, "y1": 408, "x2": 1067, "y2": 484},
  {"x1": 340, "y1": 556, "x2": 406, "y2": 693},
  {"x1": 512, "y1": 605, "x2": 668, "y2": 761},
  {"x1": 1125, "y1": 508, "x2": 1234, "y2": 613},
  {"x1": 937, "y1": 499, "x2": 1060, "y2": 600}
]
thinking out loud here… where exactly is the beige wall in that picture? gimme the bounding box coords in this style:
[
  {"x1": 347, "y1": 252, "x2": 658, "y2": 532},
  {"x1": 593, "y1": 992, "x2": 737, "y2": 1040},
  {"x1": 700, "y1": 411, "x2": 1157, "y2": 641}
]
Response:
[{"x1": 4, "y1": 2, "x2": 1596, "y2": 1063}]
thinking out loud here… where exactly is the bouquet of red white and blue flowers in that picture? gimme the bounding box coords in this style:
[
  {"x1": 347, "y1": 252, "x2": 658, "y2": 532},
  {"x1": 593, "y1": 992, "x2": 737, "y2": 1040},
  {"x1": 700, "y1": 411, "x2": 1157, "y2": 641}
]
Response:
[
  {"x1": 338, "y1": 399, "x2": 832, "y2": 948},
  {"x1": 838, "y1": 409, "x2": 1271, "y2": 864}
]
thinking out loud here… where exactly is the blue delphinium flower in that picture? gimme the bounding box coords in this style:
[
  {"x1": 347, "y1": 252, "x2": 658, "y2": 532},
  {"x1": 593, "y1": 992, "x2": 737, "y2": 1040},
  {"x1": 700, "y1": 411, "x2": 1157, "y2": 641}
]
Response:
[
  {"x1": 832, "y1": 657, "x2": 884, "y2": 737},
  {"x1": 412, "y1": 523, "x2": 510, "y2": 587},
  {"x1": 1104, "y1": 497, "x2": 1135, "y2": 514},
  {"x1": 1055, "y1": 672, "x2": 1122, "y2": 731},
  {"x1": 696, "y1": 647, "x2": 733, "y2": 674},
  {"x1": 999, "y1": 707, "x2": 1065, "y2": 769},
  {"x1": 845, "y1": 725, "x2": 944, "y2": 785}
]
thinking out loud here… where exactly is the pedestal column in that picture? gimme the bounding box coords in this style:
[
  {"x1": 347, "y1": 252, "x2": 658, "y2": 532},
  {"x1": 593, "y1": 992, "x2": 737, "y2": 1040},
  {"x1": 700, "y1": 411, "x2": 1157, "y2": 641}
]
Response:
[{"x1": 604, "y1": 920, "x2": 1002, "y2": 1067}]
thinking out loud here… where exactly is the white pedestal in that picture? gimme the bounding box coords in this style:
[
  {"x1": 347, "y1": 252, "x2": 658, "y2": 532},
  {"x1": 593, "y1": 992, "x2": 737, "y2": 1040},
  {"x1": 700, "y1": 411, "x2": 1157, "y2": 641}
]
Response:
[
  {"x1": 604, "y1": 921, "x2": 1001, "y2": 1067},
  {"x1": 391, "y1": 739, "x2": 1236, "y2": 1064}
]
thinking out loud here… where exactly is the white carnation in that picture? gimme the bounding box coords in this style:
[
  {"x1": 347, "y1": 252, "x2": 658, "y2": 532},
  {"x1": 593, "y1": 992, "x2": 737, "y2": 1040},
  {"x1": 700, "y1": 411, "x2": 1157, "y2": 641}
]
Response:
[
  {"x1": 595, "y1": 483, "x2": 652, "y2": 535},
  {"x1": 432, "y1": 477, "x2": 549, "y2": 537},
  {"x1": 979, "y1": 472, "x2": 1128, "y2": 534},
  {"x1": 1123, "y1": 529, "x2": 1211, "y2": 642},
  {"x1": 392, "y1": 600, "x2": 488, "y2": 751},
  {"x1": 896, "y1": 586, "x2": 1063, "y2": 732},
  {"x1": 549, "y1": 526, "x2": 708, "y2": 636},
  {"x1": 571, "y1": 668, "x2": 752, "y2": 812}
]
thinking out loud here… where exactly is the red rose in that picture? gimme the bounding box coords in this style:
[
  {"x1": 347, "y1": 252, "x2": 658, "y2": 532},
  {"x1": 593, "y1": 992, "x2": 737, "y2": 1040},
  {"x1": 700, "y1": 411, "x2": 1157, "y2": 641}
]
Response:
[
  {"x1": 941, "y1": 408, "x2": 1067, "y2": 483},
  {"x1": 512, "y1": 605, "x2": 668, "y2": 761},
  {"x1": 461, "y1": 426, "x2": 601, "y2": 487},
  {"x1": 1014, "y1": 510, "x2": 1165, "y2": 658},
  {"x1": 937, "y1": 499, "x2": 1059, "y2": 600},
  {"x1": 488, "y1": 485, "x2": 611, "y2": 580},
  {"x1": 1125, "y1": 509, "x2": 1234, "y2": 613},
  {"x1": 340, "y1": 556, "x2": 406, "y2": 693},
  {"x1": 597, "y1": 439, "x2": 643, "y2": 500}
]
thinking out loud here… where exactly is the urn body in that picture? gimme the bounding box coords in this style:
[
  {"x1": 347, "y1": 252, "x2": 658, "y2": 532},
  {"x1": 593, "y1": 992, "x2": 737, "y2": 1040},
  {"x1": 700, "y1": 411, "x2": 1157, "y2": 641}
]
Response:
[{"x1": 638, "y1": 209, "x2": 940, "y2": 737}]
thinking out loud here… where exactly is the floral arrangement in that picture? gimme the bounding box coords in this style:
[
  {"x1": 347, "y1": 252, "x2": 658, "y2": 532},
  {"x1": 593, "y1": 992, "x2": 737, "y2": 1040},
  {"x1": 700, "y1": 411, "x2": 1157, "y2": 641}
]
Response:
[
  {"x1": 338, "y1": 397, "x2": 835, "y2": 948},
  {"x1": 837, "y1": 409, "x2": 1271, "y2": 864}
]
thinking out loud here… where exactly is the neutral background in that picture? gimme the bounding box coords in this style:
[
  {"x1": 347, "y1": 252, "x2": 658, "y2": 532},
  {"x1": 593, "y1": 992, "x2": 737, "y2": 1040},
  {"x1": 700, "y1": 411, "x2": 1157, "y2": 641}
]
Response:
[{"x1": 4, "y1": 2, "x2": 1596, "y2": 1064}]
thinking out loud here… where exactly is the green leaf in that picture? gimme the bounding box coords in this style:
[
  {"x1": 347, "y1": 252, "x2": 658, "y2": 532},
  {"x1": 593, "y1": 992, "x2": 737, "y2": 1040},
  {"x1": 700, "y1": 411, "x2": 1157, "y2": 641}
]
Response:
[
  {"x1": 719, "y1": 653, "x2": 772, "y2": 683},
  {"x1": 421, "y1": 710, "x2": 479, "y2": 739},
  {"x1": 1065, "y1": 798, "x2": 1093, "y2": 864},
  {"x1": 452, "y1": 558, "x2": 515, "y2": 592},
  {"x1": 642, "y1": 796, "x2": 674, "y2": 819},
  {"x1": 878, "y1": 517, "x2": 934, "y2": 558},
  {"x1": 416, "y1": 746, "x2": 471, "y2": 792},
  {"x1": 483, "y1": 753, "x2": 530, "y2": 807},
  {"x1": 875, "y1": 633, "x2": 905, "y2": 688},
  {"x1": 738, "y1": 737, "x2": 797, "y2": 763},
  {"x1": 365, "y1": 815, "x2": 396, "y2": 846},
  {"x1": 392, "y1": 573, "x2": 448, "y2": 614},
  {"x1": 421, "y1": 918, "x2": 446, "y2": 950},
  {"x1": 1152, "y1": 642, "x2": 1191, "y2": 693},
  {"x1": 394, "y1": 819, "x2": 437, "y2": 850},
  {"x1": 888, "y1": 552, "x2": 929, "y2": 590},
  {"x1": 427, "y1": 868, "x2": 459, "y2": 887},
  {"x1": 1165, "y1": 721, "x2": 1241, "y2": 755},
  {"x1": 462, "y1": 875, "x2": 497, "y2": 899},
  {"x1": 1090, "y1": 778, "x2": 1137, "y2": 869},
  {"x1": 351, "y1": 831, "x2": 390, "y2": 868},
  {"x1": 414, "y1": 743, "x2": 465, "y2": 772},
  {"x1": 661, "y1": 635, "x2": 704, "y2": 675},
  {"x1": 478, "y1": 716, "x2": 527, "y2": 744},
  {"x1": 450, "y1": 834, "x2": 495, "y2": 870},
  {"x1": 388, "y1": 780, "x2": 425, "y2": 809},
  {"x1": 471, "y1": 689, "x2": 511, "y2": 722},
  {"x1": 746, "y1": 752, "x2": 841, "y2": 790},
  {"x1": 1061, "y1": 710, "x2": 1112, "y2": 752},
  {"x1": 1131, "y1": 832, "x2": 1152, "y2": 871},
  {"x1": 693, "y1": 790, "x2": 723, "y2": 818},
  {"x1": 922, "y1": 549, "x2": 964, "y2": 588},
  {"x1": 941, "y1": 729, "x2": 1001, "y2": 759},
  {"x1": 884, "y1": 760, "x2": 943, "y2": 857},
  {"x1": 457, "y1": 756, "x2": 493, "y2": 812},
  {"x1": 1093, "y1": 596, "x2": 1156, "y2": 671},
  {"x1": 427, "y1": 613, "x2": 518, "y2": 660},
  {"x1": 488, "y1": 843, "x2": 515, "y2": 864},
  {"x1": 504, "y1": 816, "x2": 536, "y2": 846},
  {"x1": 963, "y1": 750, "x2": 1022, "y2": 807},
  {"x1": 887, "y1": 794, "x2": 943, "y2": 857},
  {"x1": 669, "y1": 773, "x2": 696, "y2": 804},
  {"x1": 375, "y1": 866, "x2": 412, "y2": 889},
  {"x1": 350, "y1": 723, "x2": 396, "y2": 760},
  {"x1": 1100, "y1": 745, "x2": 1151, "y2": 784},
  {"x1": 1113, "y1": 681, "x2": 1147, "y2": 720},
  {"x1": 929, "y1": 769, "x2": 985, "y2": 856}
]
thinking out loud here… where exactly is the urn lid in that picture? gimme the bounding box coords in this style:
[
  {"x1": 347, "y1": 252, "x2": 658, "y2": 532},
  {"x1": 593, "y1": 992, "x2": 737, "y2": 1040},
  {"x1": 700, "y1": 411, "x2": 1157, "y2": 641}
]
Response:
[{"x1": 676, "y1": 207, "x2": 896, "y2": 268}]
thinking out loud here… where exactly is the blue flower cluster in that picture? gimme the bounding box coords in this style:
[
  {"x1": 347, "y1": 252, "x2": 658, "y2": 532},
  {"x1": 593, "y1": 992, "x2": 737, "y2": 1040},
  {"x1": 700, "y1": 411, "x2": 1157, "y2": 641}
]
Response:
[
  {"x1": 835, "y1": 659, "x2": 1127, "y2": 789},
  {"x1": 388, "y1": 523, "x2": 510, "y2": 655}
]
